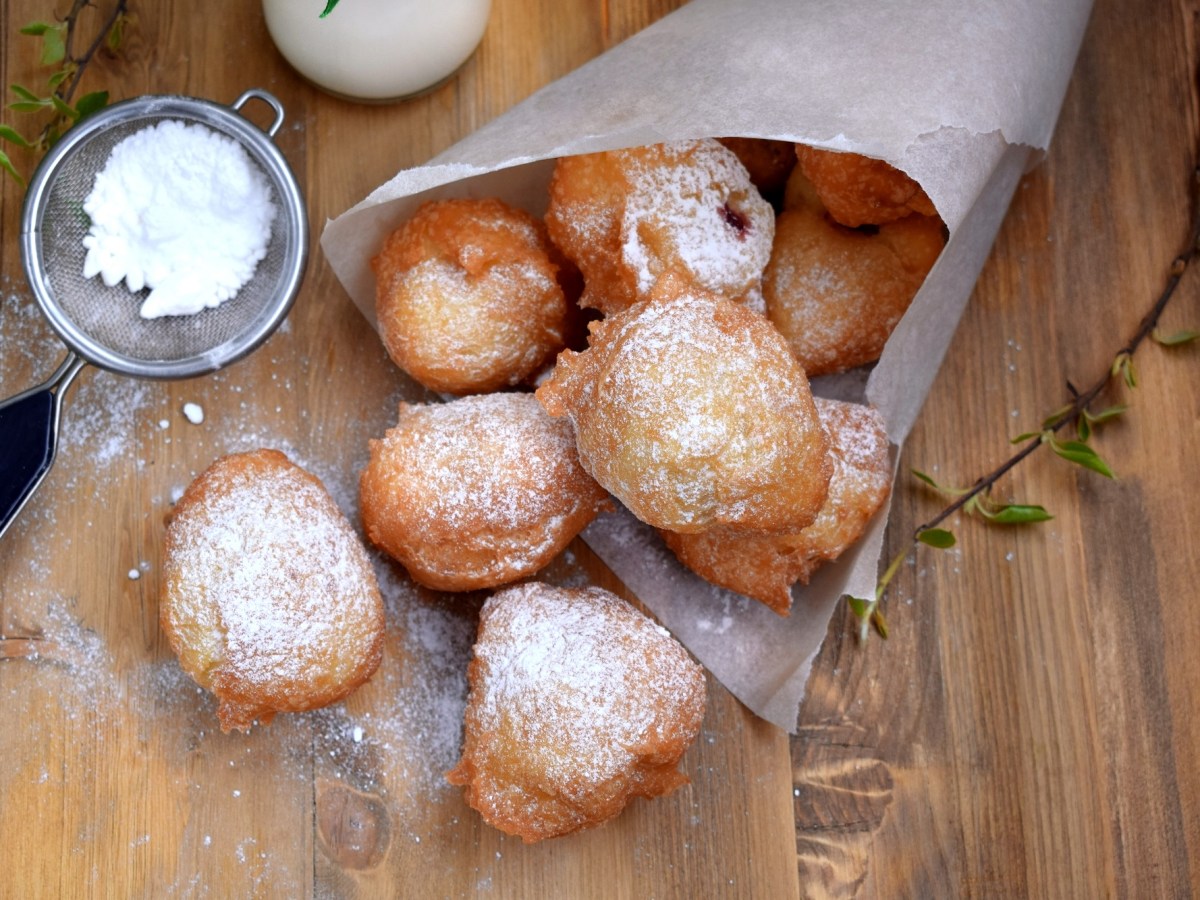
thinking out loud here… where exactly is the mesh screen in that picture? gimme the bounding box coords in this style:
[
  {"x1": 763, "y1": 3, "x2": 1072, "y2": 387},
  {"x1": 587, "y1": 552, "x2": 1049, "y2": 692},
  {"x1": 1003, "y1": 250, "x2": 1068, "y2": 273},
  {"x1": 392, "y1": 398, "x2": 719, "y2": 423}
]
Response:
[{"x1": 35, "y1": 110, "x2": 295, "y2": 368}]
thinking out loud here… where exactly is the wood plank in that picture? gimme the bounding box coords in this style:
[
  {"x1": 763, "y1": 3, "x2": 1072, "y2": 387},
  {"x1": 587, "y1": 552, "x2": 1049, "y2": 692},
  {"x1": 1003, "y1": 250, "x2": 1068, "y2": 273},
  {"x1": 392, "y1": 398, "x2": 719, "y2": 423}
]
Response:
[
  {"x1": 0, "y1": 1, "x2": 798, "y2": 897},
  {"x1": 792, "y1": 0, "x2": 1200, "y2": 895}
]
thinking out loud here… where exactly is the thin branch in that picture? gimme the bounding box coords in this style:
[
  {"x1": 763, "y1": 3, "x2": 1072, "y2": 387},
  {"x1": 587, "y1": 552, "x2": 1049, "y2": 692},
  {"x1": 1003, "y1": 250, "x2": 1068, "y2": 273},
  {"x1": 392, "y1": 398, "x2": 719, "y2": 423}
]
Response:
[
  {"x1": 852, "y1": 86, "x2": 1200, "y2": 641},
  {"x1": 59, "y1": 0, "x2": 130, "y2": 103},
  {"x1": 912, "y1": 163, "x2": 1200, "y2": 539}
]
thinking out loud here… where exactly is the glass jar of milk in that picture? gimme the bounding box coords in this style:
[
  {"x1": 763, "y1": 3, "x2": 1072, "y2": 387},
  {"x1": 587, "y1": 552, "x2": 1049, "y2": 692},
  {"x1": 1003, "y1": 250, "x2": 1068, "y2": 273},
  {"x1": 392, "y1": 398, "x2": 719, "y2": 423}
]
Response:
[{"x1": 262, "y1": 0, "x2": 492, "y2": 102}]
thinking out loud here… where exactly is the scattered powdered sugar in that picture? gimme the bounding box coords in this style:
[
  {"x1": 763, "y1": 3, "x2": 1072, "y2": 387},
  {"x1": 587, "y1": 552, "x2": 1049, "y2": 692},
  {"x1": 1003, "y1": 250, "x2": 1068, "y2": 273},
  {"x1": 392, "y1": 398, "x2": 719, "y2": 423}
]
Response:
[
  {"x1": 182, "y1": 402, "x2": 205, "y2": 424},
  {"x1": 306, "y1": 559, "x2": 476, "y2": 807},
  {"x1": 50, "y1": 370, "x2": 154, "y2": 480},
  {"x1": 81, "y1": 119, "x2": 276, "y2": 319}
]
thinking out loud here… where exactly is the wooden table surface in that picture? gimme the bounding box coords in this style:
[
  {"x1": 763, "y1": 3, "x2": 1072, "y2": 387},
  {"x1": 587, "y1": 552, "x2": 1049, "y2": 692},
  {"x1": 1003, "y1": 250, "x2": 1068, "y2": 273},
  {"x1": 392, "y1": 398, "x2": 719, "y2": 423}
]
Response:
[{"x1": 2, "y1": 0, "x2": 1198, "y2": 897}]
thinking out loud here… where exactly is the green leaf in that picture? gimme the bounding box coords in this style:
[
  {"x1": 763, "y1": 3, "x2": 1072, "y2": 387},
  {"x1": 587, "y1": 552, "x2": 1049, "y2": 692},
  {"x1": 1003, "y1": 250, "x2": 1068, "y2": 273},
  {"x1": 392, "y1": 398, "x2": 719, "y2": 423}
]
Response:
[
  {"x1": 19, "y1": 21, "x2": 52, "y2": 36},
  {"x1": 1041, "y1": 403, "x2": 1075, "y2": 429},
  {"x1": 1152, "y1": 328, "x2": 1200, "y2": 346},
  {"x1": 50, "y1": 95, "x2": 78, "y2": 119},
  {"x1": 40, "y1": 25, "x2": 67, "y2": 66},
  {"x1": 1079, "y1": 405, "x2": 1125, "y2": 442},
  {"x1": 918, "y1": 527, "x2": 956, "y2": 549},
  {"x1": 1111, "y1": 352, "x2": 1137, "y2": 389},
  {"x1": 911, "y1": 469, "x2": 939, "y2": 488},
  {"x1": 106, "y1": 15, "x2": 127, "y2": 52},
  {"x1": 870, "y1": 608, "x2": 890, "y2": 640},
  {"x1": 846, "y1": 596, "x2": 870, "y2": 618},
  {"x1": 1123, "y1": 359, "x2": 1137, "y2": 388},
  {"x1": 8, "y1": 100, "x2": 50, "y2": 113},
  {"x1": 47, "y1": 67, "x2": 72, "y2": 90},
  {"x1": 319, "y1": 0, "x2": 341, "y2": 16},
  {"x1": 983, "y1": 504, "x2": 1053, "y2": 525},
  {"x1": 911, "y1": 469, "x2": 967, "y2": 497},
  {"x1": 1011, "y1": 430, "x2": 1047, "y2": 444},
  {"x1": 9, "y1": 84, "x2": 41, "y2": 102},
  {"x1": 1050, "y1": 438, "x2": 1116, "y2": 478},
  {"x1": 0, "y1": 124, "x2": 32, "y2": 147},
  {"x1": 1083, "y1": 404, "x2": 1127, "y2": 425},
  {"x1": 0, "y1": 147, "x2": 24, "y2": 186},
  {"x1": 74, "y1": 90, "x2": 108, "y2": 120}
]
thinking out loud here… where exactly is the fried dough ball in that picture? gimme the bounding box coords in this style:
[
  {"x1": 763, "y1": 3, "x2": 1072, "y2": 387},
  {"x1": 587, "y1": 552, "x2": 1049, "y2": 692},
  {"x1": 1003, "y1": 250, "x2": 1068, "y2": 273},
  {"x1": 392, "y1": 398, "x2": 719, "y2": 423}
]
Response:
[
  {"x1": 359, "y1": 392, "x2": 610, "y2": 591},
  {"x1": 372, "y1": 197, "x2": 569, "y2": 395},
  {"x1": 717, "y1": 137, "x2": 796, "y2": 201},
  {"x1": 160, "y1": 449, "x2": 385, "y2": 733},
  {"x1": 544, "y1": 139, "x2": 775, "y2": 316},
  {"x1": 446, "y1": 582, "x2": 707, "y2": 842},
  {"x1": 763, "y1": 179, "x2": 946, "y2": 376},
  {"x1": 659, "y1": 399, "x2": 893, "y2": 615},
  {"x1": 537, "y1": 290, "x2": 832, "y2": 534},
  {"x1": 793, "y1": 144, "x2": 937, "y2": 227}
]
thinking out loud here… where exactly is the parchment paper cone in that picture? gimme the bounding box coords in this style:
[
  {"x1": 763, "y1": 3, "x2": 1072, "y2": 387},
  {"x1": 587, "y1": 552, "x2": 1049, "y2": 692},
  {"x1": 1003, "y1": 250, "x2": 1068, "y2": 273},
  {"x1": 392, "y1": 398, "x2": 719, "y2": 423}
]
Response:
[{"x1": 322, "y1": 0, "x2": 1095, "y2": 731}]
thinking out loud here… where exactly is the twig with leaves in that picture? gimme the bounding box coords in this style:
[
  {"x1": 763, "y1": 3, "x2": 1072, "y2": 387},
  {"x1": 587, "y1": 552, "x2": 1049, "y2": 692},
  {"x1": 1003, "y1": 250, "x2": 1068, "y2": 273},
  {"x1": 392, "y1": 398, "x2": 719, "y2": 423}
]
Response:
[
  {"x1": 848, "y1": 167, "x2": 1200, "y2": 643},
  {"x1": 0, "y1": 0, "x2": 131, "y2": 184}
]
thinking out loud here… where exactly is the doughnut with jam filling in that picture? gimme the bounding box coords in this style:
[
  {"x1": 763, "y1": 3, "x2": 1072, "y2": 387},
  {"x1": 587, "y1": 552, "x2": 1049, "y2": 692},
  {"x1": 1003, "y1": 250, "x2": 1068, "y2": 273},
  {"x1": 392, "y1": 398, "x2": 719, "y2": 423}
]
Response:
[{"x1": 544, "y1": 139, "x2": 775, "y2": 316}]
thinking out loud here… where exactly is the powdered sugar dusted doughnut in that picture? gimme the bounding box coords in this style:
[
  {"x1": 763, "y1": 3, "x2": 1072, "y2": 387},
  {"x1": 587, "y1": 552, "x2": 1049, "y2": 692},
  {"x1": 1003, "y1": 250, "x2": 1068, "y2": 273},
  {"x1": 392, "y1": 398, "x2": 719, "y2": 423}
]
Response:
[
  {"x1": 764, "y1": 173, "x2": 946, "y2": 376},
  {"x1": 372, "y1": 197, "x2": 570, "y2": 395},
  {"x1": 717, "y1": 136, "x2": 796, "y2": 202},
  {"x1": 160, "y1": 449, "x2": 385, "y2": 733},
  {"x1": 446, "y1": 582, "x2": 706, "y2": 842},
  {"x1": 544, "y1": 139, "x2": 775, "y2": 316},
  {"x1": 660, "y1": 398, "x2": 893, "y2": 615},
  {"x1": 359, "y1": 392, "x2": 610, "y2": 591},
  {"x1": 537, "y1": 290, "x2": 832, "y2": 534},
  {"x1": 793, "y1": 144, "x2": 937, "y2": 228}
]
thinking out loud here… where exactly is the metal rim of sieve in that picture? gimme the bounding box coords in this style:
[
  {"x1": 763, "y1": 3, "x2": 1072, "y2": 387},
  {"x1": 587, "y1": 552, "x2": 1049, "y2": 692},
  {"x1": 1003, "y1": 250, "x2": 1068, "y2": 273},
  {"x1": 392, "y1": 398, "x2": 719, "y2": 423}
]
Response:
[{"x1": 18, "y1": 89, "x2": 308, "y2": 381}]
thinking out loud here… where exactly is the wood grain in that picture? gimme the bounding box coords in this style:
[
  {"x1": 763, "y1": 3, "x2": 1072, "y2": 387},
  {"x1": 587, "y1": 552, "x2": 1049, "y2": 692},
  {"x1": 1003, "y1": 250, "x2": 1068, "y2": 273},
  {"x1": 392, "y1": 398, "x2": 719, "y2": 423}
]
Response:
[
  {"x1": 793, "y1": 1, "x2": 1200, "y2": 897},
  {"x1": 1, "y1": 0, "x2": 1198, "y2": 897},
  {"x1": 0, "y1": 2, "x2": 797, "y2": 898}
]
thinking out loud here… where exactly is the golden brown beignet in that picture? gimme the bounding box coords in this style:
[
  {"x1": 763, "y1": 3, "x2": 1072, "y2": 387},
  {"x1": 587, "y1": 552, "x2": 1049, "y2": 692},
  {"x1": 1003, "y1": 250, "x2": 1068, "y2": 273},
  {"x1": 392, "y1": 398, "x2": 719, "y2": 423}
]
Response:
[
  {"x1": 446, "y1": 582, "x2": 707, "y2": 843},
  {"x1": 793, "y1": 144, "x2": 937, "y2": 227},
  {"x1": 764, "y1": 177, "x2": 946, "y2": 376},
  {"x1": 537, "y1": 290, "x2": 832, "y2": 534},
  {"x1": 160, "y1": 449, "x2": 385, "y2": 732},
  {"x1": 359, "y1": 392, "x2": 610, "y2": 591},
  {"x1": 544, "y1": 139, "x2": 775, "y2": 315},
  {"x1": 659, "y1": 398, "x2": 893, "y2": 615},
  {"x1": 372, "y1": 197, "x2": 569, "y2": 395},
  {"x1": 717, "y1": 136, "x2": 796, "y2": 201}
]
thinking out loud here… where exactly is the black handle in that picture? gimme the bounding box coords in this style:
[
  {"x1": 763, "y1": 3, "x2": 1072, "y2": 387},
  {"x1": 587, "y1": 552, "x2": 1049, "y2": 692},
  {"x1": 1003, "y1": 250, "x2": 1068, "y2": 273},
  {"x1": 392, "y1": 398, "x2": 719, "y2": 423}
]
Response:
[
  {"x1": 0, "y1": 353, "x2": 85, "y2": 540},
  {"x1": 0, "y1": 389, "x2": 56, "y2": 527}
]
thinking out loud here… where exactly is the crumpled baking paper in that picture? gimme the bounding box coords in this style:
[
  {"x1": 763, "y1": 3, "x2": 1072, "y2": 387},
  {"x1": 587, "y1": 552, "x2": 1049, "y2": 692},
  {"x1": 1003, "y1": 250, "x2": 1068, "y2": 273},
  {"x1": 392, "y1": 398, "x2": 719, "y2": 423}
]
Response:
[{"x1": 322, "y1": 0, "x2": 1094, "y2": 731}]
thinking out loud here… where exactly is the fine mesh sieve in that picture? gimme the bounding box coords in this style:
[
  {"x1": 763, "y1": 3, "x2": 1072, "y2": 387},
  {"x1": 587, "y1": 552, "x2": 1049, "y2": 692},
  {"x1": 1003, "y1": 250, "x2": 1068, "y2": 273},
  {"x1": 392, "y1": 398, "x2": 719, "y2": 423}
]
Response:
[{"x1": 1, "y1": 89, "x2": 308, "y2": 540}]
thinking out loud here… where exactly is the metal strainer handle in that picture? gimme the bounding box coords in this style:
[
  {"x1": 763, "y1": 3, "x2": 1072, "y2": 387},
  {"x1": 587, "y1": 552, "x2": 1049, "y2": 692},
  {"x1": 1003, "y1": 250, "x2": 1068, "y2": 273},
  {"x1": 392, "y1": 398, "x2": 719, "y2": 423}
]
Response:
[
  {"x1": 3, "y1": 87, "x2": 308, "y2": 541},
  {"x1": 0, "y1": 353, "x2": 87, "y2": 541},
  {"x1": 232, "y1": 88, "x2": 286, "y2": 138}
]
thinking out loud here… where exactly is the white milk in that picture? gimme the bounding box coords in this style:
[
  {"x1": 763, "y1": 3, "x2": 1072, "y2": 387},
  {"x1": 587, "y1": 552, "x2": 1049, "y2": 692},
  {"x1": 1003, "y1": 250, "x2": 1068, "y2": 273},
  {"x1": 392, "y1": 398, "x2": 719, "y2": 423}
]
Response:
[{"x1": 262, "y1": 0, "x2": 492, "y2": 102}]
